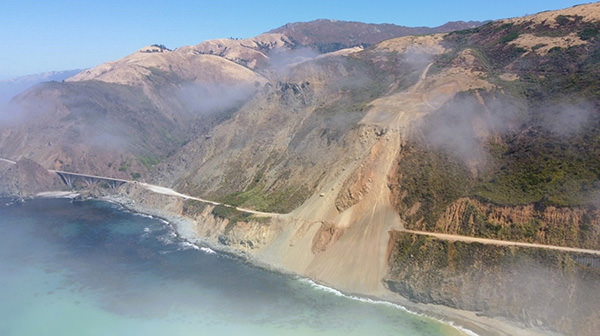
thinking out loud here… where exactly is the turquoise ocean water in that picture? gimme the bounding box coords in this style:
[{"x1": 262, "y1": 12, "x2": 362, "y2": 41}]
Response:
[{"x1": 0, "y1": 198, "x2": 472, "y2": 336}]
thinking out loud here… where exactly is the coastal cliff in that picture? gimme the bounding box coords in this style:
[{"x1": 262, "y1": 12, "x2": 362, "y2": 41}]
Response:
[
  {"x1": 0, "y1": 159, "x2": 64, "y2": 197},
  {"x1": 385, "y1": 231, "x2": 600, "y2": 336}
]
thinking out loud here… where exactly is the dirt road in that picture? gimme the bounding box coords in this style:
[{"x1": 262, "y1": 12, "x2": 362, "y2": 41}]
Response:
[
  {"x1": 139, "y1": 182, "x2": 277, "y2": 217},
  {"x1": 403, "y1": 229, "x2": 600, "y2": 256}
]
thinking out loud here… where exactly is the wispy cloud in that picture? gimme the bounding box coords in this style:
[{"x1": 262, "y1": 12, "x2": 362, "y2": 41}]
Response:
[
  {"x1": 539, "y1": 100, "x2": 594, "y2": 137},
  {"x1": 417, "y1": 93, "x2": 523, "y2": 165},
  {"x1": 265, "y1": 47, "x2": 320, "y2": 76},
  {"x1": 176, "y1": 81, "x2": 256, "y2": 117}
]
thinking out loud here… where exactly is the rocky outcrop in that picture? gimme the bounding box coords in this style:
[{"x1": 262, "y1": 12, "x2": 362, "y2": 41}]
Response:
[
  {"x1": 0, "y1": 159, "x2": 64, "y2": 196},
  {"x1": 311, "y1": 221, "x2": 345, "y2": 253},
  {"x1": 120, "y1": 183, "x2": 276, "y2": 251},
  {"x1": 335, "y1": 151, "x2": 375, "y2": 212},
  {"x1": 188, "y1": 203, "x2": 275, "y2": 251},
  {"x1": 385, "y1": 231, "x2": 600, "y2": 336}
]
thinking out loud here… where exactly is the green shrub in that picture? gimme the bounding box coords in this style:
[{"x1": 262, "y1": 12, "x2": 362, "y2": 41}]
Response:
[
  {"x1": 500, "y1": 31, "x2": 520, "y2": 43},
  {"x1": 579, "y1": 27, "x2": 599, "y2": 40},
  {"x1": 138, "y1": 155, "x2": 161, "y2": 170},
  {"x1": 182, "y1": 199, "x2": 207, "y2": 216}
]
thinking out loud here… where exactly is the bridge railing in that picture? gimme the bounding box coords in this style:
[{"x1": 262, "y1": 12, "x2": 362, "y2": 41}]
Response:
[{"x1": 53, "y1": 170, "x2": 129, "y2": 189}]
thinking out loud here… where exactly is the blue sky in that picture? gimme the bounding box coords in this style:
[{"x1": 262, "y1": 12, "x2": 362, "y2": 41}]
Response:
[{"x1": 0, "y1": 0, "x2": 591, "y2": 79}]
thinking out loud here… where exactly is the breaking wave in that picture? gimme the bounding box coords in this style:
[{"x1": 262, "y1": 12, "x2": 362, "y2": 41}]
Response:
[
  {"x1": 200, "y1": 247, "x2": 216, "y2": 254},
  {"x1": 179, "y1": 241, "x2": 200, "y2": 250},
  {"x1": 177, "y1": 240, "x2": 217, "y2": 255}
]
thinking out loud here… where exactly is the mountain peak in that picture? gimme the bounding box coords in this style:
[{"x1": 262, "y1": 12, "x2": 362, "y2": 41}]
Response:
[
  {"x1": 269, "y1": 19, "x2": 485, "y2": 53},
  {"x1": 137, "y1": 44, "x2": 171, "y2": 54}
]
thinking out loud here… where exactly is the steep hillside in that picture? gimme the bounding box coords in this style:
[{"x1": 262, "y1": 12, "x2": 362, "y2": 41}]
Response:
[
  {"x1": 151, "y1": 51, "x2": 408, "y2": 213},
  {"x1": 1, "y1": 19, "x2": 481, "y2": 181},
  {"x1": 0, "y1": 80, "x2": 186, "y2": 179},
  {"x1": 1, "y1": 44, "x2": 266, "y2": 179},
  {"x1": 390, "y1": 2, "x2": 600, "y2": 247},
  {"x1": 0, "y1": 159, "x2": 64, "y2": 197},
  {"x1": 380, "y1": 4, "x2": 600, "y2": 334}
]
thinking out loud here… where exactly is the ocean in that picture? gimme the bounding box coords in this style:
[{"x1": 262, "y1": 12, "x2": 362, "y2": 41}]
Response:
[{"x1": 0, "y1": 197, "x2": 472, "y2": 336}]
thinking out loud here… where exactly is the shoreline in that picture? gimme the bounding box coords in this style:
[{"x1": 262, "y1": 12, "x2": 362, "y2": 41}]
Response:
[
  {"x1": 96, "y1": 192, "x2": 557, "y2": 336},
  {"x1": 12, "y1": 190, "x2": 558, "y2": 336},
  {"x1": 98, "y1": 193, "x2": 483, "y2": 335}
]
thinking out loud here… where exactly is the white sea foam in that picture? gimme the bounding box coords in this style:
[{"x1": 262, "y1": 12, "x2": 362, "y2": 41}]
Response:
[
  {"x1": 299, "y1": 278, "x2": 345, "y2": 297},
  {"x1": 157, "y1": 231, "x2": 177, "y2": 245},
  {"x1": 299, "y1": 278, "x2": 410, "y2": 312},
  {"x1": 177, "y1": 241, "x2": 217, "y2": 255},
  {"x1": 200, "y1": 247, "x2": 216, "y2": 255},
  {"x1": 298, "y1": 278, "x2": 479, "y2": 336},
  {"x1": 135, "y1": 213, "x2": 154, "y2": 219},
  {"x1": 179, "y1": 241, "x2": 200, "y2": 250}
]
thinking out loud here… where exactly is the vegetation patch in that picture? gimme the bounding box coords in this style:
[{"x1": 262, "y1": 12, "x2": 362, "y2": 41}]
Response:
[
  {"x1": 392, "y1": 142, "x2": 473, "y2": 230},
  {"x1": 182, "y1": 199, "x2": 207, "y2": 216},
  {"x1": 500, "y1": 31, "x2": 520, "y2": 43},
  {"x1": 579, "y1": 25, "x2": 599, "y2": 41},
  {"x1": 118, "y1": 160, "x2": 130, "y2": 172},
  {"x1": 474, "y1": 131, "x2": 600, "y2": 207},
  {"x1": 138, "y1": 155, "x2": 161, "y2": 171},
  {"x1": 219, "y1": 183, "x2": 309, "y2": 213},
  {"x1": 421, "y1": 19, "x2": 600, "y2": 208},
  {"x1": 211, "y1": 205, "x2": 252, "y2": 233}
]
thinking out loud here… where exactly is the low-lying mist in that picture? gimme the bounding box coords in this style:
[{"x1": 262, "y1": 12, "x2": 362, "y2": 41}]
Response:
[
  {"x1": 176, "y1": 81, "x2": 257, "y2": 118},
  {"x1": 414, "y1": 91, "x2": 598, "y2": 168},
  {"x1": 266, "y1": 47, "x2": 320, "y2": 75},
  {"x1": 415, "y1": 92, "x2": 524, "y2": 165},
  {"x1": 539, "y1": 100, "x2": 595, "y2": 136}
]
